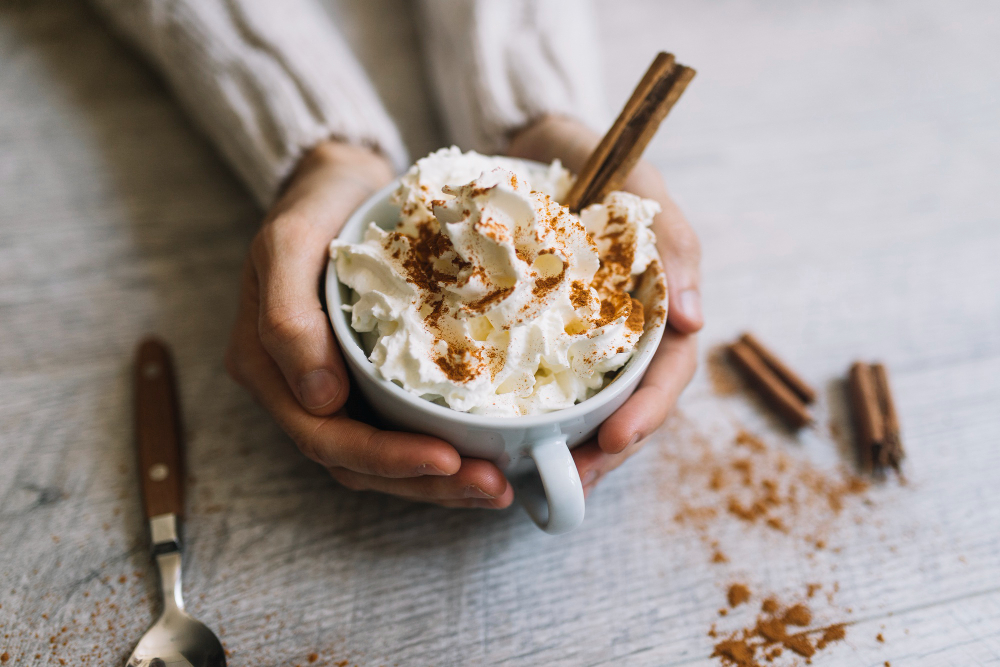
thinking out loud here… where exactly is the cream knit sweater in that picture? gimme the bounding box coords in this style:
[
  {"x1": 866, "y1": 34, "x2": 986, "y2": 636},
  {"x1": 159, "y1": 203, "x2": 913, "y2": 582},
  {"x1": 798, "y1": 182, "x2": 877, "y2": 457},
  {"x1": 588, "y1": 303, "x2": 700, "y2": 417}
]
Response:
[{"x1": 90, "y1": 0, "x2": 606, "y2": 206}]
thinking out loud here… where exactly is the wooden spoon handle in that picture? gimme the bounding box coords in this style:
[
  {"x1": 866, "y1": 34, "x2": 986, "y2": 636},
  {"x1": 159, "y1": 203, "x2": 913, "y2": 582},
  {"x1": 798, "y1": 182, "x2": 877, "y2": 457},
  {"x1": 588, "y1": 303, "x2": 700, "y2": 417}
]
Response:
[{"x1": 134, "y1": 337, "x2": 185, "y2": 520}]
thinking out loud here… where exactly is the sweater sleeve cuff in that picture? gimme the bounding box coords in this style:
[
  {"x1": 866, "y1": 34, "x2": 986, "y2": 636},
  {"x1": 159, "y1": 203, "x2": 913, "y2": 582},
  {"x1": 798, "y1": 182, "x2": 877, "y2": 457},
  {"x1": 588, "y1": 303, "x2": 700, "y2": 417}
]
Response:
[
  {"x1": 416, "y1": 0, "x2": 608, "y2": 155},
  {"x1": 91, "y1": 0, "x2": 409, "y2": 207}
]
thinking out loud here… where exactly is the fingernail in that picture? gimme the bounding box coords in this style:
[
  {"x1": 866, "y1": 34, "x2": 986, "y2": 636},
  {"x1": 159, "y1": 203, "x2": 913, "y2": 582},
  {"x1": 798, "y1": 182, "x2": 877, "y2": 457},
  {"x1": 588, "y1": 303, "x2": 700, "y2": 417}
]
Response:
[
  {"x1": 583, "y1": 483, "x2": 595, "y2": 499},
  {"x1": 416, "y1": 462, "x2": 449, "y2": 476},
  {"x1": 677, "y1": 288, "x2": 703, "y2": 323},
  {"x1": 581, "y1": 470, "x2": 599, "y2": 487},
  {"x1": 626, "y1": 433, "x2": 641, "y2": 450},
  {"x1": 298, "y1": 370, "x2": 339, "y2": 409},
  {"x1": 464, "y1": 485, "x2": 495, "y2": 499}
]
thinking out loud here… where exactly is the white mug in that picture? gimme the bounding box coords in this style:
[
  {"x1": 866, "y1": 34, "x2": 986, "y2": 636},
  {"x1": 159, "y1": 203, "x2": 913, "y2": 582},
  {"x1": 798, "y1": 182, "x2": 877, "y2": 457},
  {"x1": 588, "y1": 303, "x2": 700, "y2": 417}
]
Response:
[{"x1": 324, "y1": 167, "x2": 667, "y2": 534}]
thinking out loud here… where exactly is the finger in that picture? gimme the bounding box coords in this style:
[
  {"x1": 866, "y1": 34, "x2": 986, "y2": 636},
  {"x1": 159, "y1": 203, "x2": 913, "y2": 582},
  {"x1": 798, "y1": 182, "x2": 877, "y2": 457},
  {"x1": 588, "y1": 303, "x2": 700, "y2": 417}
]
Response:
[
  {"x1": 571, "y1": 439, "x2": 606, "y2": 489},
  {"x1": 598, "y1": 330, "x2": 698, "y2": 454},
  {"x1": 328, "y1": 458, "x2": 514, "y2": 508},
  {"x1": 226, "y1": 271, "x2": 462, "y2": 478},
  {"x1": 623, "y1": 163, "x2": 704, "y2": 334},
  {"x1": 254, "y1": 175, "x2": 385, "y2": 416},
  {"x1": 394, "y1": 495, "x2": 508, "y2": 510},
  {"x1": 252, "y1": 221, "x2": 347, "y2": 415},
  {"x1": 572, "y1": 434, "x2": 651, "y2": 497}
]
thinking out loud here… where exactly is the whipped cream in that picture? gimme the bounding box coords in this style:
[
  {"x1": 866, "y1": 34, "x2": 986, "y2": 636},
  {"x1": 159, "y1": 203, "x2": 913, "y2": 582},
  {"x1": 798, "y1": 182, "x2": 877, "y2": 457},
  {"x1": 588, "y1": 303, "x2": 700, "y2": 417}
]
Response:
[{"x1": 331, "y1": 147, "x2": 666, "y2": 416}]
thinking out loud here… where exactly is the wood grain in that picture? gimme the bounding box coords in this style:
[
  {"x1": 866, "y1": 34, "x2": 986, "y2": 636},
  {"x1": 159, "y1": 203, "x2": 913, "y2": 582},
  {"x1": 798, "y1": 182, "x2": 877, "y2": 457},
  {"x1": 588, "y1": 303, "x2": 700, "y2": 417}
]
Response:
[{"x1": 1, "y1": 0, "x2": 999, "y2": 665}]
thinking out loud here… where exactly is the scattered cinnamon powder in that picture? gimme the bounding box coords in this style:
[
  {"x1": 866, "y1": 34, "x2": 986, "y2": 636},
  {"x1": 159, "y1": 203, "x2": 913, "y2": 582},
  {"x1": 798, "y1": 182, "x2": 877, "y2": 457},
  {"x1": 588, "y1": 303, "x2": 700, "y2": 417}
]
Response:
[
  {"x1": 710, "y1": 587, "x2": 848, "y2": 666},
  {"x1": 0, "y1": 651, "x2": 8, "y2": 663},
  {"x1": 625, "y1": 297, "x2": 645, "y2": 333},
  {"x1": 307, "y1": 653, "x2": 319, "y2": 663},
  {"x1": 876, "y1": 632, "x2": 885, "y2": 643},
  {"x1": 531, "y1": 262, "x2": 567, "y2": 298},
  {"x1": 816, "y1": 624, "x2": 846, "y2": 649},
  {"x1": 570, "y1": 280, "x2": 591, "y2": 309},
  {"x1": 658, "y1": 414, "x2": 870, "y2": 557},
  {"x1": 433, "y1": 341, "x2": 481, "y2": 384},
  {"x1": 782, "y1": 604, "x2": 811, "y2": 626},
  {"x1": 464, "y1": 286, "x2": 513, "y2": 314},
  {"x1": 728, "y1": 584, "x2": 751, "y2": 608}
]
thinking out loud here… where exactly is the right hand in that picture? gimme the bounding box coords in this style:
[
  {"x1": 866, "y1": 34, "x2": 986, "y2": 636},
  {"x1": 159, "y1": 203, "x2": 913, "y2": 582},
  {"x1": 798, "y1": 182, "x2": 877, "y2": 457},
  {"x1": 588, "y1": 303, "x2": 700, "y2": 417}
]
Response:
[{"x1": 225, "y1": 140, "x2": 515, "y2": 509}]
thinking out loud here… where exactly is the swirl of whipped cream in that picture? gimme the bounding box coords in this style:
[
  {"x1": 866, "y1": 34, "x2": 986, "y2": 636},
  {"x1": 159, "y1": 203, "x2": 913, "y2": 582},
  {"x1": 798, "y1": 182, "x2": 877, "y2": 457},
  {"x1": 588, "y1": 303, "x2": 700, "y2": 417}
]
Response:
[{"x1": 330, "y1": 147, "x2": 665, "y2": 416}]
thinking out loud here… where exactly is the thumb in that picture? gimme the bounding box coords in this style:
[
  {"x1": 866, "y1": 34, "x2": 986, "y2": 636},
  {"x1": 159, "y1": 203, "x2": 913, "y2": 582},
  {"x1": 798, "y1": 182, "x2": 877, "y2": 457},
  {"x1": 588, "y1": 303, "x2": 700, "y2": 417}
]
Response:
[
  {"x1": 623, "y1": 163, "x2": 704, "y2": 334},
  {"x1": 253, "y1": 161, "x2": 388, "y2": 415},
  {"x1": 656, "y1": 193, "x2": 704, "y2": 334},
  {"x1": 253, "y1": 216, "x2": 351, "y2": 416}
]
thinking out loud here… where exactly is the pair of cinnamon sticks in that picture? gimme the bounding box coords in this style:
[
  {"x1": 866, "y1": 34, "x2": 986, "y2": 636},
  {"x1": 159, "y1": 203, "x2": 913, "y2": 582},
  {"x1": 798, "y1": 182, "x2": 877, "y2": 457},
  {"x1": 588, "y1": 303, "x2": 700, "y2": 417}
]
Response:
[
  {"x1": 728, "y1": 333, "x2": 816, "y2": 429},
  {"x1": 848, "y1": 362, "x2": 903, "y2": 473},
  {"x1": 727, "y1": 333, "x2": 905, "y2": 475}
]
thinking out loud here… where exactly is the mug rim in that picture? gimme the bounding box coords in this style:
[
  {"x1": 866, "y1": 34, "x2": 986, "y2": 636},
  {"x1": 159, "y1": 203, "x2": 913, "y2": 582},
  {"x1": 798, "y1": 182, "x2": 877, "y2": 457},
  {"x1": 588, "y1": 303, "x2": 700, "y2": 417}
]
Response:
[{"x1": 324, "y1": 168, "x2": 667, "y2": 430}]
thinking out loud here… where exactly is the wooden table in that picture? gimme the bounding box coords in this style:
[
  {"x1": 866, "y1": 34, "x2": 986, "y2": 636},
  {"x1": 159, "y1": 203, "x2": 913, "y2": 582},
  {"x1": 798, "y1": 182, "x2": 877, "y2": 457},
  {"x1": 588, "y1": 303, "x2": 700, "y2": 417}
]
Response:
[{"x1": 2, "y1": 0, "x2": 998, "y2": 664}]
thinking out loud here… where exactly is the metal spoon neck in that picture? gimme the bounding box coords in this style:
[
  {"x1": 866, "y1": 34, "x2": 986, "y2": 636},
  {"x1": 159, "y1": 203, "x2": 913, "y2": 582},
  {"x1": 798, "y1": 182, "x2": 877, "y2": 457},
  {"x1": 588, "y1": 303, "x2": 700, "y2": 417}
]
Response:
[
  {"x1": 157, "y1": 550, "x2": 186, "y2": 612},
  {"x1": 149, "y1": 513, "x2": 185, "y2": 612}
]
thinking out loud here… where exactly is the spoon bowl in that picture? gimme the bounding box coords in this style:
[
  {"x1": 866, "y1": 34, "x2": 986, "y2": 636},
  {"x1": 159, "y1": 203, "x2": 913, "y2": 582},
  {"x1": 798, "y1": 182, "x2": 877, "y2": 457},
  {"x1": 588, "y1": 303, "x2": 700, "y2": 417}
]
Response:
[{"x1": 127, "y1": 556, "x2": 226, "y2": 666}]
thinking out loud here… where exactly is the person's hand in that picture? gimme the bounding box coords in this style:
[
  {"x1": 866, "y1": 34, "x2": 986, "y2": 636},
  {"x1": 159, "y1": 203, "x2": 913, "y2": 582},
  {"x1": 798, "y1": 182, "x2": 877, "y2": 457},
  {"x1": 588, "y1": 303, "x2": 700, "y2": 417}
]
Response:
[
  {"x1": 225, "y1": 140, "x2": 515, "y2": 509},
  {"x1": 507, "y1": 114, "x2": 703, "y2": 496}
]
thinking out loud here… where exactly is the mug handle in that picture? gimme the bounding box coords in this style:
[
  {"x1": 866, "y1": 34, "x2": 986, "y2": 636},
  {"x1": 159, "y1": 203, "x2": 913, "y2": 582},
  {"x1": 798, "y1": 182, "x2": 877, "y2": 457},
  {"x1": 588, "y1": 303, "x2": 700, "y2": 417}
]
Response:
[{"x1": 519, "y1": 434, "x2": 586, "y2": 535}]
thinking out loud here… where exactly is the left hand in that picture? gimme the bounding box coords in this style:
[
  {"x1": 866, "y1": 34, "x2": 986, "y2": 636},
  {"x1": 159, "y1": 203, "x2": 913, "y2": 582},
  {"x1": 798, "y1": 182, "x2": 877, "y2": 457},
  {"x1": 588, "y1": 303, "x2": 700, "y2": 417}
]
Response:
[{"x1": 507, "y1": 114, "x2": 703, "y2": 497}]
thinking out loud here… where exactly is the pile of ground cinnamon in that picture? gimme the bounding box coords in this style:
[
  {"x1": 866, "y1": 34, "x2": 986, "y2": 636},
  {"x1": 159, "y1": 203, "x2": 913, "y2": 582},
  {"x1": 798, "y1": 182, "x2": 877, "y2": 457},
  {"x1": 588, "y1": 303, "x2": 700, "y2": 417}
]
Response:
[{"x1": 711, "y1": 584, "x2": 847, "y2": 666}]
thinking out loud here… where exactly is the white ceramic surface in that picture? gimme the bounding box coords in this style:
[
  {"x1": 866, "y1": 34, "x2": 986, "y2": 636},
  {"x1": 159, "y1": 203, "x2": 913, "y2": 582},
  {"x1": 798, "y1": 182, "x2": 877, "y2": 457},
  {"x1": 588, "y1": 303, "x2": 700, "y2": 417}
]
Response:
[{"x1": 324, "y1": 168, "x2": 667, "y2": 534}]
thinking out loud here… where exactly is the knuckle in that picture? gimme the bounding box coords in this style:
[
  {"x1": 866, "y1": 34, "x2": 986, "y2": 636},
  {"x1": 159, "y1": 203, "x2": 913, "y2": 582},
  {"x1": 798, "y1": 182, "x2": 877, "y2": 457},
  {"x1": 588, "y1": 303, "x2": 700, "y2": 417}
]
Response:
[
  {"x1": 250, "y1": 215, "x2": 305, "y2": 267},
  {"x1": 668, "y1": 228, "x2": 701, "y2": 259},
  {"x1": 296, "y1": 432, "x2": 327, "y2": 466},
  {"x1": 362, "y1": 432, "x2": 394, "y2": 478},
  {"x1": 259, "y1": 306, "x2": 313, "y2": 348}
]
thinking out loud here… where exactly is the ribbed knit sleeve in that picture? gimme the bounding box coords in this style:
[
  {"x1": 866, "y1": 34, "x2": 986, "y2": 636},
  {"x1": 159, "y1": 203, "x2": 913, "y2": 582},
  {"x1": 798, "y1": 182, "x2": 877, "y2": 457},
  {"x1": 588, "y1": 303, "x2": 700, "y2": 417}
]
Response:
[
  {"x1": 415, "y1": 0, "x2": 607, "y2": 154},
  {"x1": 89, "y1": 0, "x2": 409, "y2": 206}
]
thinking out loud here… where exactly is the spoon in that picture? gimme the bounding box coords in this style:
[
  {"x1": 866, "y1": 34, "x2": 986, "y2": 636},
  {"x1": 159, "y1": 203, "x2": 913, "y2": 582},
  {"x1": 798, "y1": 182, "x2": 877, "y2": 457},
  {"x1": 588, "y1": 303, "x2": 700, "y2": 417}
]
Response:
[{"x1": 127, "y1": 337, "x2": 226, "y2": 667}]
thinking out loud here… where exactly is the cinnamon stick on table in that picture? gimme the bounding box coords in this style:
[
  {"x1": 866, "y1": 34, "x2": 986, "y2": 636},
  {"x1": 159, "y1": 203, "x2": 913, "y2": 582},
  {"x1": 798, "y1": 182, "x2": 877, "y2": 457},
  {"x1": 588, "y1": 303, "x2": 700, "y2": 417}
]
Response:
[
  {"x1": 848, "y1": 362, "x2": 884, "y2": 473},
  {"x1": 850, "y1": 361, "x2": 904, "y2": 473},
  {"x1": 728, "y1": 336, "x2": 814, "y2": 429},
  {"x1": 564, "y1": 51, "x2": 696, "y2": 212},
  {"x1": 871, "y1": 363, "x2": 904, "y2": 470},
  {"x1": 739, "y1": 333, "x2": 817, "y2": 404}
]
